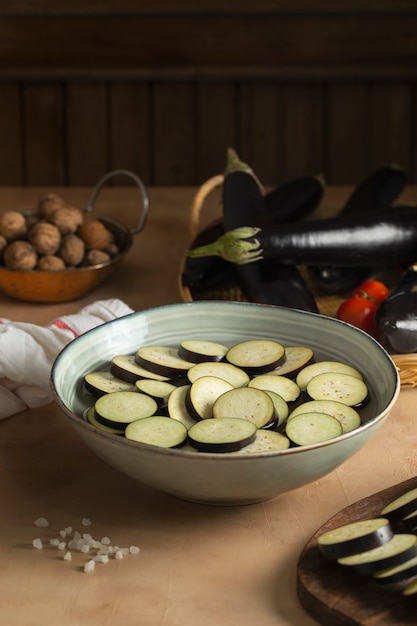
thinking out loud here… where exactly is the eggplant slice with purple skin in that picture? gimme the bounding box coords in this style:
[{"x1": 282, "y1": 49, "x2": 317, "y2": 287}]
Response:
[{"x1": 317, "y1": 518, "x2": 394, "y2": 560}]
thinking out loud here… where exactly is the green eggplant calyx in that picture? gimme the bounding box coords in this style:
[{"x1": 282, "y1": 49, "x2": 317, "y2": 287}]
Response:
[
  {"x1": 224, "y1": 147, "x2": 264, "y2": 191},
  {"x1": 186, "y1": 227, "x2": 263, "y2": 264}
]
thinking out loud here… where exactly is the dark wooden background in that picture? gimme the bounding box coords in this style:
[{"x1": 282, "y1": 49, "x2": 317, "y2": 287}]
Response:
[{"x1": 0, "y1": 1, "x2": 416, "y2": 188}]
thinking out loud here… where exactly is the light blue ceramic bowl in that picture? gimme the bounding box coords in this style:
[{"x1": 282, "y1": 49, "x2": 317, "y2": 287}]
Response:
[{"x1": 51, "y1": 301, "x2": 400, "y2": 505}]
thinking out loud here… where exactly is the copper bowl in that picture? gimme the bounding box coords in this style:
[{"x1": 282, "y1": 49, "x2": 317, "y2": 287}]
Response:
[{"x1": 0, "y1": 170, "x2": 149, "y2": 303}]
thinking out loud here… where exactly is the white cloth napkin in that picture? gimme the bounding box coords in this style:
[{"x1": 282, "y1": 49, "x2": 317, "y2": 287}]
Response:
[{"x1": 0, "y1": 299, "x2": 134, "y2": 419}]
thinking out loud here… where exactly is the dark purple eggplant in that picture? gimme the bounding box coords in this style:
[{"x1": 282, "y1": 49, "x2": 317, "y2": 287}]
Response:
[
  {"x1": 187, "y1": 204, "x2": 417, "y2": 268},
  {"x1": 181, "y1": 218, "x2": 234, "y2": 290},
  {"x1": 264, "y1": 173, "x2": 324, "y2": 222},
  {"x1": 375, "y1": 264, "x2": 417, "y2": 353},
  {"x1": 222, "y1": 148, "x2": 318, "y2": 312},
  {"x1": 309, "y1": 165, "x2": 408, "y2": 293},
  {"x1": 182, "y1": 151, "x2": 325, "y2": 300}
]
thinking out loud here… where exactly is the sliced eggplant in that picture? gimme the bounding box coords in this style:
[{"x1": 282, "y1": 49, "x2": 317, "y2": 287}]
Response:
[
  {"x1": 188, "y1": 417, "x2": 257, "y2": 453},
  {"x1": 380, "y1": 487, "x2": 417, "y2": 523},
  {"x1": 187, "y1": 360, "x2": 250, "y2": 387},
  {"x1": 233, "y1": 429, "x2": 290, "y2": 454},
  {"x1": 135, "y1": 378, "x2": 177, "y2": 402},
  {"x1": 262, "y1": 390, "x2": 289, "y2": 427},
  {"x1": 84, "y1": 370, "x2": 137, "y2": 397},
  {"x1": 167, "y1": 385, "x2": 196, "y2": 430},
  {"x1": 248, "y1": 373, "x2": 301, "y2": 403},
  {"x1": 403, "y1": 577, "x2": 417, "y2": 596},
  {"x1": 337, "y1": 533, "x2": 417, "y2": 576},
  {"x1": 212, "y1": 386, "x2": 276, "y2": 429},
  {"x1": 288, "y1": 399, "x2": 361, "y2": 433},
  {"x1": 135, "y1": 346, "x2": 194, "y2": 378},
  {"x1": 296, "y1": 360, "x2": 363, "y2": 390},
  {"x1": 125, "y1": 415, "x2": 188, "y2": 448},
  {"x1": 270, "y1": 345, "x2": 315, "y2": 378},
  {"x1": 177, "y1": 339, "x2": 228, "y2": 363},
  {"x1": 186, "y1": 375, "x2": 235, "y2": 420},
  {"x1": 111, "y1": 354, "x2": 170, "y2": 383},
  {"x1": 285, "y1": 412, "x2": 343, "y2": 446},
  {"x1": 317, "y1": 518, "x2": 393, "y2": 560},
  {"x1": 94, "y1": 390, "x2": 158, "y2": 430},
  {"x1": 225, "y1": 339, "x2": 285, "y2": 374},
  {"x1": 305, "y1": 372, "x2": 369, "y2": 408},
  {"x1": 402, "y1": 511, "x2": 417, "y2": 532},
  {"x1": 373, "y1": 553, "x2": 417, "y2": 584},
  {"x1": 84, "y1": 406, "x2": 122, "y2": 434}
]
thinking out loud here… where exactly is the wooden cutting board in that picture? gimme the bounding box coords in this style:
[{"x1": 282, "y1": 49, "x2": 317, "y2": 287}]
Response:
[{"x1": 297, "y1": 476, "x2": 417, "y2": 625}]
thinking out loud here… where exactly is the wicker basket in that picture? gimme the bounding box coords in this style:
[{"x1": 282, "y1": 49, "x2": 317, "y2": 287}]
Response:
[{"x1": 178, "y1": 177, "x2": 417, "y2": 388}]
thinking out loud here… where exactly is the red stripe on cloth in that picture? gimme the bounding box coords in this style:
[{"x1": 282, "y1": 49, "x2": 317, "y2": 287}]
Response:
[{"x1": 52, "y1": 319, "x2": 79, "y2": 337}]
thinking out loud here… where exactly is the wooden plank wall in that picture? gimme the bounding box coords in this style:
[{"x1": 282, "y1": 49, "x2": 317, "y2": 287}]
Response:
[{"x1": 0, "y1": 1, "x2": 416, "y2": 188}]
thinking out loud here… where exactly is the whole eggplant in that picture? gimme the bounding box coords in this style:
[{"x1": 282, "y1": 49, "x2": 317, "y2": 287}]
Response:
[
  {"x1": 221, "y1": 148, "x2": 319, "y2": 312},
  {"x1": 309, "y1": 164, "x2": 408, "y2": 293},
  {"x1": 375, "y1": 264, "x2": 417, "y2": 353},
  {"x1": 182, "y1": 148, "x2": 323, "y2": 311},
  {"x1": 187, "y1": 204, "x2": 417, "y2": 268}
]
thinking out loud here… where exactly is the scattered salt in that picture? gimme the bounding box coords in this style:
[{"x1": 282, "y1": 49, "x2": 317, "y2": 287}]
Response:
[
  {"x1": 32, "y1": 538, "x2": 43, "y2": 550},
  {"x1": 34, "y1": 517, "x2": 49, "y2": 528},
  {"x1": 84, "y1": 559, "x2": 96, "y2": 573},
  {"x1": 31, "y1": 516, "x2": 140, "y2": 572},
  {"x1": 95, "y1": 554, "x2": 109, "y2": 564}
]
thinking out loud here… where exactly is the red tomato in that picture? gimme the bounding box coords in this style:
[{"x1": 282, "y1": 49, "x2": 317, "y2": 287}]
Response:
[
  {"x1": 350, "y1": 280, "x2": 389, "y2": 304},
  {"x1": 336, "y1": 296, "x2": 378, "y2": 336}
]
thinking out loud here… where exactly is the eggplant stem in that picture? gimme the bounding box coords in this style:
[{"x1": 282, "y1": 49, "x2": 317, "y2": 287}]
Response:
[
  {"x1": 186, "y1": 226, "x2": 263, "y2": 264},
  {"x1": 224, "y1": 147, "x2": 264, "y2": 192}
]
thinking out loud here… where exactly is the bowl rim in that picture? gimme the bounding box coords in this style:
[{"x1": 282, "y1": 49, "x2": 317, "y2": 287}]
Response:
[{"x1": 51, "y1": 301, "x2": 401, "y2": 460}]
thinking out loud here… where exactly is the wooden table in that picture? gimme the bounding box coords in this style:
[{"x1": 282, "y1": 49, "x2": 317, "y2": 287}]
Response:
[{"x1": 1, "y1": 185, "x2": 417, "y2": 626}]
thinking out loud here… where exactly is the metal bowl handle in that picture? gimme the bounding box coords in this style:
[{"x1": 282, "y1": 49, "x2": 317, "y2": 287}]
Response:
[{"x1": 85, "y1": 169, "x2": 149, "y2": 235}]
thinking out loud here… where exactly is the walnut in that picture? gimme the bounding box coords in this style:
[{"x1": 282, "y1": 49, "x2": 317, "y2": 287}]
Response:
[
  {"x1": 3, "y1": 241, "x2": 37, "y2": 270},
  {"x1": 103, "y1": 242, "x2": 120, "y2": 258},
  {"x1": 0, "y1": 211, "x2": 27, "y2": 241},
  {"x1": 77, "y1": 219, "x2": 113, "y2": 250},
  {"x1": 28, "y1": 222, "x2": 62, "y2": 256},
  {"x1": 37, "y1": 192, "x2": 66, "y2": 218},
  {"x1": 86, "y1": 249, "x2": 112, "y2": 266},
  {"x1": 49, "y1": 205, "x2": 84, "y2": 235},
  {"x1": 58, "y1": 234, "x2": 85, "y2": 266},
  {"x1": 0, "y1": 234, "x2": 7, "y2": 254},
  {"x1": 36, "y1": 255, "x2": 66, "y2": 271}
]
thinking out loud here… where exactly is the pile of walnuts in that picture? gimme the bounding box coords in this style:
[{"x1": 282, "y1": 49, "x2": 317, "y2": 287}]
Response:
[{"x1": 0, "y1": 192, "x2": 120, "y2": 271}]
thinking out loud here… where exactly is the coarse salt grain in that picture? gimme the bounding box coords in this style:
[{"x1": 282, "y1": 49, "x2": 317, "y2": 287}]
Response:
[
  {"x1": 32, "y1": 538, "x2": 43, "y2": 550},
  {"x1": 115, "y1": 550, "x2": 124, "y2": 560},
  {"x1": 101, "y1": 536, "x2": 111, "y2": 545},
  {"x1": 34, "y1": 517, "x2": 49, "y2": 528},
  {"x1": 58, "y1": 542, "x2": 67, "y2": 550},
  {"x1": 129, "y1": 546, "x2": 140, "y2": 554},
  {"x1": 84, "y1": 559, "x2": 95, "y2": 573},
  {"x1": 50, "y1": 538, "x2": 60, "y2": 547},
  {"x1": 82, "y1": 518, "x2": 92, "y2": 527},
  {"x1": 63, "y1": 552, "x2": 72, "y2": 561}
]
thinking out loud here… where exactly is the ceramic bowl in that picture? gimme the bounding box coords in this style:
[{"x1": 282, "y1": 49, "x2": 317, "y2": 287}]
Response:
[{"x1": 51, "y1": 301, "x2": 400, "y2": 506}]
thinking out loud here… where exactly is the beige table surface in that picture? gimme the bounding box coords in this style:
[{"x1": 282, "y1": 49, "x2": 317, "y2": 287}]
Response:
[{"x1": 1, "y1": 184, "x2": 417, "y2": 626}]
